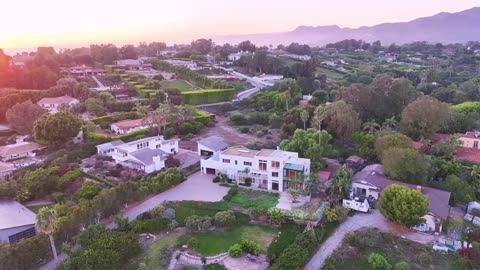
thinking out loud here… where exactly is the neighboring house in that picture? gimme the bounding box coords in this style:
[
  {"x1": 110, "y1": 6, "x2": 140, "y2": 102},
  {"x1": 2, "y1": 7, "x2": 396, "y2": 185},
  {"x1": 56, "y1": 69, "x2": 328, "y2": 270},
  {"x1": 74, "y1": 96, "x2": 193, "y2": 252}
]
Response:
[
  {"x1": 201, "y1": 145, "x2": 311, "y2": 192},
  {"x1": 345, "y1": 155, "x2": 365, "y2": 169},
  {"x1": 0, "y1": 199, "x2": 37, "y2": 245},
  {"x1": 299, "y1": 95, "x2": 312, "y2": 107},
  {"x1": 197, "y1": 136, "x2": 229, "y2": 158},
  {"x1": 228, "y1": 51, "x2": 250, "y2": 62},
  {"x1": 61, "y1": 65, "x2": 107, "y2": 78},
  {"x1": 163, "y1": 60, "x2": 197, "y2": 70},
  {"x1": 37, "y1": 95, "x2": 80, "y2": 113},
  {"x1": 114, "y1": 59, "x2": 153, "y2": 71},
  {"x1": 343, "y1": 164, "x2": 451, "y2": 232},
  {"x1": 0, "y1": 141, "x2": 45, "y2": 162},
  {"x1": 105, "y1": 136, "x2": 179, "y2": 173},
  {"x1": 110, "y1": 119, "x2": 150, "y2": 135},
  {"x1": 454, "y1": 132, "x2": 480, "y2": 163},
  {"x1": 96, "y1": 140, "x2": 125, "y2": 156}
]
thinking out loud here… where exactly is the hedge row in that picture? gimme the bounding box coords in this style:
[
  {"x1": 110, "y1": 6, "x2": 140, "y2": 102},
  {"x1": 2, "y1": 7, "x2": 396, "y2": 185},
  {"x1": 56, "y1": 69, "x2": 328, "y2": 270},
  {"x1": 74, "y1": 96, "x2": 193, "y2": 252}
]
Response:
[
  {"x1": 451, "y1": 101, "x2": 480, "y2": 114},
  {"x1": 90, "y1": 112, "x2": 139, "y2": 125},
  {"x1": 182, "y1": 89, "x2": 235, "y2": 105},
  {"x1": 81, "y1": 171, "x2": 115, "y2": 187}
]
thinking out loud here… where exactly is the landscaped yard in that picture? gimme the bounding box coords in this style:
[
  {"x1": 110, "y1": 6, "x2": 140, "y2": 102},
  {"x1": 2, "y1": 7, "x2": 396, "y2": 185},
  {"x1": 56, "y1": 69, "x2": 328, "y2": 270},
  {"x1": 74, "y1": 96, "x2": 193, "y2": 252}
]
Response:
[
  {"x1": 123, "y1": 233, "x2": 182, "y2": 270},
  {"x1": 160, "y1": 80, "x2": 193, "y2": 91},
  {"x1": 179, "y1": 224, "x2": 278, "y2": 256},
  {"x1": 323, "y1": 228, "x2": 460, "y2": 270},
  {"x1": 230, "y1": 189, "x2": 279, "y2": 209}
]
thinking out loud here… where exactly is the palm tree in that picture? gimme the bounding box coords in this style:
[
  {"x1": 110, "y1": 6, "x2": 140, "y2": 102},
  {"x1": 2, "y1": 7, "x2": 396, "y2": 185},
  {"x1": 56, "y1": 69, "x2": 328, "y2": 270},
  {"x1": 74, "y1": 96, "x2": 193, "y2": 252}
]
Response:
[
  {"x1": 37, "y1": 207, "x2": 59, "y2": 264},
  {"x1": 382, "y1": 117, "x2": 398, "y2": 130},
  {"x1": 300, "y1": 110, "x2": 309, "y2": 130},
  {"x1": 330, "y1": 166, "x2": 352, "y2": 203},
  {"x1": 362, "y1": 120, "x2": 381, "y2": 134}
]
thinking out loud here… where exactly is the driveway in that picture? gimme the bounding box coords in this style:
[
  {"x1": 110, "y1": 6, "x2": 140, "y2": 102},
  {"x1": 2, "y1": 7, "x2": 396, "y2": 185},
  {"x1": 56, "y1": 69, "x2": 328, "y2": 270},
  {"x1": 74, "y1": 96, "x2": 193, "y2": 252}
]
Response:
[
  {"x1": 109, "y1": 172, "x2": 229, "y2": 226},
  {"x1": 304, "y1": 210, "x2": 437, "y2": 270}
]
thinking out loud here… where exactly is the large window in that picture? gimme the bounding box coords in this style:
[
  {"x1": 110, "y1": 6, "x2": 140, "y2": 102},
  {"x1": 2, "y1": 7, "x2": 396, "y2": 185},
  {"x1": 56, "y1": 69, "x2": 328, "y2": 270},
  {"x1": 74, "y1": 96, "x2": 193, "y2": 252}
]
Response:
[
  {"x1": 8, "y1": 227, "x2": 36, "y2": 244},
  {"x1": 244, "y1": 161, "x2": 252, "y2": 166},
  {"x1": 272, "y1": 172, "x2": 279, "y2": 177},
  {"x1": 259, "y1": 160, "x2": 267, "y2": 171},
  {"x1": 222, "y1": 159, "x2": 230, "y2": 163},
  {"x1": 271, "y1": 161, "x2": 280, "y2": 168}
]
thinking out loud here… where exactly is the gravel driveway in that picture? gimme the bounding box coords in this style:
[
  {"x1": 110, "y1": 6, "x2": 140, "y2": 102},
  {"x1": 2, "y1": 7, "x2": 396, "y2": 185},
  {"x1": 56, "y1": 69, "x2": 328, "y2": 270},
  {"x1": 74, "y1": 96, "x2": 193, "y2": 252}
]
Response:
[{"x1": 304, "y1": 210, "x2": 437, "y2": 270}]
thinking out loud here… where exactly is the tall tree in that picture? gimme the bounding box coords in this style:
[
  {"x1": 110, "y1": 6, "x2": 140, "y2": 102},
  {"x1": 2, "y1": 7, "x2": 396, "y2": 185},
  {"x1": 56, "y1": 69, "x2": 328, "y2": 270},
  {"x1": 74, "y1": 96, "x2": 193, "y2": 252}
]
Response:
[
  {"x1": 6, "y1": 101, "x2": 47, "y2": 134},
  {"x1": 329, "y1": 166, "x2": 352, "y2": 203},
  {"x1": 382, "y1": 147, "x2": 430, "y2": 185},
  {"x1": 37, "y1": 207, "x2": 59, "y2": 264},
  {"x1": 400, "y1": 96, "x2": 449, "y2": 140},
  {"x1": 33, "y1": 111, "x2": 82, "y2": 146},
  {"x1": 374, "y1": 133, "x2": 413, "y2": 161},
  {"x1": 378, "y1": 184, "x2": 429, "y2": 227},
  {"x1": 300, "y1": 110, "x2": 309, "y2": 130},
  {"x1": 315, "y1": 101, "x2": 361, "y2": 142}
]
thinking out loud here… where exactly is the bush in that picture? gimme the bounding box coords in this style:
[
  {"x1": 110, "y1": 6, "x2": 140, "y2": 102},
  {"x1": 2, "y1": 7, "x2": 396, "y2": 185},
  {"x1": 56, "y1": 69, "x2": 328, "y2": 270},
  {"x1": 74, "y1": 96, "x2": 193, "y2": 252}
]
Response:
[
  {"x1": 161, "y1": 208, "x2": 176, "y2": 221},
  {"x1": 223, "y1": 187, "x2": 239, "y2": 201},
  {"x1": 394, "y1": 261, "x2": 410, "y2": 270},
  {"x1": 130, "y1": 218, "x2": 170, "y2": 233},
  {"x1": 239, "y1": 127, "x2": 250, "y2": 133},
  {"x1": 414, "y1": 252, "x2": 432, "y2": 265},
  {"x1": 228, "y1": 244, "x2": 243, "y2": 258},
  {"x1": 240, "y1": 239, "x2": 261, "y2": 256},
  {"x1": 151, "y1": 205, "x2": 165, "y2": 217},
  {"x1": 268, "y1": 208, "x2": 286, "y2": 225},
  {"x1": 185, "y1": 215, "x2": 213, "y2": 230},
  {"x1": 269, "y1": 244, "x2": 308, "y2": 270},
  {"x1": 368, "y1": 253, "x2": 392, "y2": 270},
  {"x1": 183, "y1": 89, "x2": 235, "y2": 105},
  {"x1": 230, "y1": 114, "x2": 248, "y2": 125},
  {"x1": 250, "y1": 207, "x2": 267, "y2": 218},
  {"x1": 350, "y1": 229, "x2": 383, "y2": 248},
  {"x1": 74, "y1": 181, "x2": 101, "y2": 201},
  {"x1": 214, "y1": 211, "x2": 236, "y2": 226}
]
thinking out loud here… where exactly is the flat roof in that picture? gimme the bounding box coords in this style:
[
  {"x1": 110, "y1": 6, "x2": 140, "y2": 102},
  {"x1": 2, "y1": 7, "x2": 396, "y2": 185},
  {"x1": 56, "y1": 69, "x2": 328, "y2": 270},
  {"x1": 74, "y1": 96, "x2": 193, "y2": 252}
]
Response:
[
  {"x1": 222, "y1": 146, "x2": 258, "y2": 158},
  {"x1": 284, "y1": 163, "x2": 304, "y2": 171},
  {"x1": 0, "y1": 199, "x2": 36, "y2": 230}
]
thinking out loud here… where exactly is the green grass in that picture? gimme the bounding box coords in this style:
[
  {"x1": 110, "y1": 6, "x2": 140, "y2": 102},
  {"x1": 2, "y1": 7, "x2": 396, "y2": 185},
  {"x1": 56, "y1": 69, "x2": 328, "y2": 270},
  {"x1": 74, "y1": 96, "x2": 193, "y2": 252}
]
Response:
[
  {"x1": 123, "y1": 233, "x2": 181, "y2": 270},
  {"x1": 159, "y1": 80, "x2": 192, "y2": 91},
  {"x1": 168, "y1": 201, "x2": 229, "y2": 225},
  {"x1": 27, "y1": 204, "x2": 53, "y2": 214},
  {"x1": 180, "y1": 225, "x2": 278, "y2": 256},
  {"x1": 230, "y1": 189, "x2": 279, "y2": 209},
  {"x1": 267, "y1": 223, "x2": 304, "y2": 259}
]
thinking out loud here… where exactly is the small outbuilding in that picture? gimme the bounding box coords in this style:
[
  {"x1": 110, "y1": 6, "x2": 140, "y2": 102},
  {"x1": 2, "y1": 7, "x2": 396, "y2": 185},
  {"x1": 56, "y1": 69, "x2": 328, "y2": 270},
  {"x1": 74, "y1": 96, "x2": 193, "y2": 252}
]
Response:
[{"x1": 0, "y1": 199, "x2": 37, "y2": 245}]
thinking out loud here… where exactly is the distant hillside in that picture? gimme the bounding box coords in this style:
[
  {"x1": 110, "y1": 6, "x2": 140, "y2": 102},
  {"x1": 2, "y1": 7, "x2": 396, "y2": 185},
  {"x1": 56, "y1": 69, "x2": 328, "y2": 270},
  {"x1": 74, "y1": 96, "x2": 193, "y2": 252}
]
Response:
[{"x1": 211, "y1": 7, "x2": 480, "y2": 46}]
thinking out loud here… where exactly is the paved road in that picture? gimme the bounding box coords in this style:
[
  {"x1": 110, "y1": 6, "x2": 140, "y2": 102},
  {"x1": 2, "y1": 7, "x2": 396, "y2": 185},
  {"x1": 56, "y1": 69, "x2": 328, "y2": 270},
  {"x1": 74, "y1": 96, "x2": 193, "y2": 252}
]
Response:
[
  {"x1": 304, "y1": 210, "x2": 436, "y2": 270},
  {"x1": 213, "y1": 65, "x2": 268, "y2": 100},
  {"x1": 108, "y1": 172, "x2": 229, "y2": 227}
]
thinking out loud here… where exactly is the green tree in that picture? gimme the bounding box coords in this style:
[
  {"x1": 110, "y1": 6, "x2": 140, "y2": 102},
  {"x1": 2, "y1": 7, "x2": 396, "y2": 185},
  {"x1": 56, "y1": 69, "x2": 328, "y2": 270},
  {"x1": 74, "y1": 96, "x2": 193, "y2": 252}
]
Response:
[
  {"x1": 114, "y1": 211, "x2": 129, "y2": 231},
  {"x1": 441, "y1": 175, "x2": 476, "y2": 204},
  {"x1": 214, "y1": 211, "x2": 236, "y2": 226},
  {"x1": 315, "y1": 101, "x2": 361, "y2": 142},
  {"x1": 378, "y1": 185, "x2": 429, "y2": 227},
  {"x1": 300, "y1": 109, "x2": 309, "y2": 130},
  {"x1": 267, "y1": 208, "x2": 286, "y2": 225},
  {"x1": 400, "y1": 96, "x2": 449, "y2": 140},
  {"x1": 430, "y1": 136, "x2": 462, "y2": 160},
  {"x1": 352, "y1": 132, "x2": 377, "y2": 160},
  {"x1": 280, "y1": 129, "x2": 333, "y2": 170},
  {"x1": 37, "y1": 207, "x2": 59, "y2": 265},
  {"x1": 374, "y1": 133, "x2": 413, "y2": 161},
  {"x1": 330, "y1": 166, "x2": 352, "y2": 203},
  {"x1": 85, "y1": 98, "x2": 105, "y2": 116},
  {"x1": 382, "y1": 148, "x2": 430, "y2": 185},
  {"x1": 17, "y1": 166, "x2": 59, "y2": 201},
  {"x1": 6, "y1": 101, "x2": 47, "y2": 134},
  {"x1": 33, "y1": 111, "x2": 82, "y2": 146},
  {"x1": 368, "y1": 253, "x2": 392, "y2": 270},
  {"x1": 75, "y1": 181, "x2": 101, "y2": 201},
  {"x1": 394, "y1": 261, "x2": 410, "y2": 270}
]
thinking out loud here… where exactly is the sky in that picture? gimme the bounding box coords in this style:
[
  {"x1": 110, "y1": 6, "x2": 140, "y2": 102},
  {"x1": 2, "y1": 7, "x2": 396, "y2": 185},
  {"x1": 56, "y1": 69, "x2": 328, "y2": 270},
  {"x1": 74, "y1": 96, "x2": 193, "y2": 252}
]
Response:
[{"x1": 1, "y1": 0, "x2": 479, "y2": 53}]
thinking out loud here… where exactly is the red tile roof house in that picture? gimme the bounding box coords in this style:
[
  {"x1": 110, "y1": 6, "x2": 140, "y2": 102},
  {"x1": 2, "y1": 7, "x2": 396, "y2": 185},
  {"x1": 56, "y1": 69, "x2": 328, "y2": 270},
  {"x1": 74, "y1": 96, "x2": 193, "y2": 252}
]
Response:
[
  {"x1": 454, "y1": 132, "x2": 480, "y2": 163},
  {"x1": 110, "y1": 119, "x2": 151, "y2": 135},
  {"x1": 37, "y1": 95, "x2": 80, "y2": 113}
]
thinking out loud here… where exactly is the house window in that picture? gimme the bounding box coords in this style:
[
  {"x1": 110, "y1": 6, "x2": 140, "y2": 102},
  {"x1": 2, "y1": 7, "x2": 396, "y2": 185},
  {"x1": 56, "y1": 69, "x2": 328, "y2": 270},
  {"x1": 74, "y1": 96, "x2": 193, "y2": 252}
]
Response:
[
  {"x1": 222, "y1": 159, "x2": 230, "y2": 163},
  {"x1": 235, "y1": 160, "x2": 238, "y2": 165},
  {"x1": 288, "y1": 170, "x2": 296, "y2": 177},
  {"x1": 244, "y1": 161, "x2": 252, "y2": 166},
  {"x1": 475, "y1": 141, "x2": 479, "y2": 149},
  {"x1": 259, "y1": 160, "x2": 267, "y2": 171},
  {"x1": 271, "y1": 161, "x2": 280, "y2": 168},
  {"x1": 272, "y1": 172, "x2": 279, "y2": 177}
]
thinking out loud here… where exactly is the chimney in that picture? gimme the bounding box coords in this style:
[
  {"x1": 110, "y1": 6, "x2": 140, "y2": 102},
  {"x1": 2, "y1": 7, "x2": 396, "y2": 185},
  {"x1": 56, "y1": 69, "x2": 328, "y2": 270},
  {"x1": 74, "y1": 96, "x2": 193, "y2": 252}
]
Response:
[{"x1": 416, "y1": 185, "x2": 423, "y2": 193}]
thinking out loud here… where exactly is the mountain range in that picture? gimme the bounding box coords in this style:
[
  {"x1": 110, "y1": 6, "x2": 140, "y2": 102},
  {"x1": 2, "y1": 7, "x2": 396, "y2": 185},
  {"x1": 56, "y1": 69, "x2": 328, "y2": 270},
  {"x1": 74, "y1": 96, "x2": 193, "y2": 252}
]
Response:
[{"x1": 210, "y1": 7, "x2": 480, "y2": 46}]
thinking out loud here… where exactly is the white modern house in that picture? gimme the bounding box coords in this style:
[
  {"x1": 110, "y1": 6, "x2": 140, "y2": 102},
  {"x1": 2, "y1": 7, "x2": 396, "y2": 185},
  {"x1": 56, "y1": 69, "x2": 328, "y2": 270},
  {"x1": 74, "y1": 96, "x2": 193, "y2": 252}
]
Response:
[
  {"x1": 97, "y1": 136, "x2": 179, "y2": 173},
  {"x1": 0, "y1": 200, "x2": 37, "y2": 245},
  {"x1": 163, "y1": 59, "x2": 198, "y2": 70},
  {"x1": 37, "y1": 95, "x2": 80, "y2": 113},
  {"x1": 201, "y1": 145, "x2": 310, "y2": 192},
  {"x1": 343, "y1": 164, "x2": 451, "y2": 232},
  {"x1": 228, "y1": 51, "x2": 250, "y2": 62},
  {"x1": 110, "y1": 119, "x2": 150, "y2": 135}
]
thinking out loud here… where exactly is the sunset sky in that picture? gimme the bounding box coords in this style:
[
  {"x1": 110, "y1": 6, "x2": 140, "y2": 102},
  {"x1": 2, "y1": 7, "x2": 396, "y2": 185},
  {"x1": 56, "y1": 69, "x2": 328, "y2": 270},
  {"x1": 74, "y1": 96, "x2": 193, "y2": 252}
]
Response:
[{"x1": 1, "y1": 0, "x2": 479, "y2": 53}]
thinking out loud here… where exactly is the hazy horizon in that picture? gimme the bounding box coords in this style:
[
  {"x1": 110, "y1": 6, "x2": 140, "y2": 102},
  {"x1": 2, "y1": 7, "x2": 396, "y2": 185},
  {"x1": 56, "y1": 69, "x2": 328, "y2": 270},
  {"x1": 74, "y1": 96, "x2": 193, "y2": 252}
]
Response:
[{"x1": 1, "y1": 0, "x2": 480, "y2": 55}]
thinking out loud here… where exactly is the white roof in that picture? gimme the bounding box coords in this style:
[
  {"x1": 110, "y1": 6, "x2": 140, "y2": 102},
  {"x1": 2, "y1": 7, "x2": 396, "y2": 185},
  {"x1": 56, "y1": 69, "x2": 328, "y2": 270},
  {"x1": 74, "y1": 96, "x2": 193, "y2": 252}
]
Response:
[{"x1": 0, "y1": 199, "x2": 36, "y2": 230}]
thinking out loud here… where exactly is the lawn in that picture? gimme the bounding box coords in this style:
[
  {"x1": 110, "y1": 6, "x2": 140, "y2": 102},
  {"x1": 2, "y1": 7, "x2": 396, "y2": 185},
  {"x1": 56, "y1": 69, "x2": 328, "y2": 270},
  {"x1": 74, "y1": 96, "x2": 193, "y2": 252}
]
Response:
[
  {"x1": 267, "y1": 223, "x2": 304, "y2": 259},
  {"x1": 123, "y1": 233, "x2": 181, "y2": 270},
  {"x1": 167, "y1": 201, "x2": 229, "y2": 225},
  {"x1": 230, "y1": 189, "x2": 279, "y2": 209},
  {"x1": 180, "y1": 225, "x2": 278, "y2": 256},
  {"x1": 159, "y1": 80, "x2": 192, "y2": 91}
]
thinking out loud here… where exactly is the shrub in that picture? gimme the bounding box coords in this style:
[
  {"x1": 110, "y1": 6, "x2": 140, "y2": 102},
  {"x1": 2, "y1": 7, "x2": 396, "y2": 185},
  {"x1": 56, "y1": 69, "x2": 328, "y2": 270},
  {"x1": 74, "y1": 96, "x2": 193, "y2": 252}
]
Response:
[
  {"x1": 230, "y1": 114, "x2": 248, "y2": 125},
  {"x1": 74, "y1": 181, "x2": 101, "y2": 201},
  {"x1": 136, "y1": 212, "x2": 153, "y2": 221},
  {"x1": 350, "y1": 229, "x2": 383, "y2": 248},
  {"x1": 185, "y1": 215, "x2": 213, "y2": 230},
  {"x1": 368, "y1": 253, "x2": 392, "y2": 270},
  {"x1": 239, "y1": 127, "x2": 250, "y2": 133},
  {"x1": 268, "y1": 208, "x2": 286, "y2": 225},
  {"x1": 250, "y1": 207, "x2": 267, "y2": 218},
  {"x1": 229, "y1": 244, "x2": 243, "y2": 258},
  {"x1": 269, "y1": 244, "x2": 308, "y2": 270},
  {"x1": 161, "y1": 208, "x2": 176, "y2": 220},
  {"x1": 294, "y1": 229, "x2": 318, "y2": 251},
  {"x1": 130, "y1": 218, "x2": 170, "y2": 233},
  {"x1": 151, "y1": 205, "x2": 165, "y2": 217},
  {"x1": 414, "y1": 252, "x2": 432, "y2": 265},
  {"x1": 214, "y1": 211, "x2": 236, "y2": 227},
  {"x1": 394, "y1": 261, "x2": 410, "y2": 270},
  {"x1": 324, "y1": 207, "x2": 339, "y2": 223},
  {"x1": 223, "y1": 187, "x2": 239, "y2": 201},
  {"x1": 240, "y1": 239, "x2": 261, "y2": 255}
]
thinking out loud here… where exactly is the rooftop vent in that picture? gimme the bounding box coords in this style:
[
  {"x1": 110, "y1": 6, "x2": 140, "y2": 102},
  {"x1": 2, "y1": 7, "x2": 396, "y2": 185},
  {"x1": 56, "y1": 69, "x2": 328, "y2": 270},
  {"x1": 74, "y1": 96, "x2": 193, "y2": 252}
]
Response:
[{"x1": 238, "y1": 150, "x2": 250, "y2": 153}]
